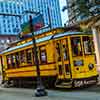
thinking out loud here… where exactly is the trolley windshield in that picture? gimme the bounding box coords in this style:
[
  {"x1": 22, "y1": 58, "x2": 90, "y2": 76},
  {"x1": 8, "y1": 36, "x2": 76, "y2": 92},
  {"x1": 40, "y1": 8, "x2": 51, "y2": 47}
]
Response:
[
  {"x1": 71, "y1": 36, "x2": 94, "y2": 57},
  {"x1": 71, "y1": 37, "x2": 82, "y2": 56},
  {"x1": 82, "y1": 36, "x2": 95, "y2": 55}
]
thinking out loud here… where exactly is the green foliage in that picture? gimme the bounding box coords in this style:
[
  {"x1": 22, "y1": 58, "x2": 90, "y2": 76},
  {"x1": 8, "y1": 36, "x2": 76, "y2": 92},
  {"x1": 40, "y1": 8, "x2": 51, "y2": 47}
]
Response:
[
  {"x1": 76, "y1": 0, "x2": 91, "y2": 17},
  {"x1": 63, "y1": 0, "x2": 100, "y2": 20}
]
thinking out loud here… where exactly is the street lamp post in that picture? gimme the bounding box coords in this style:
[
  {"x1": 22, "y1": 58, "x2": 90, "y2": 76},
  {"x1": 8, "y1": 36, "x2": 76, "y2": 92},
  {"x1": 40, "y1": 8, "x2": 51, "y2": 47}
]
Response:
[{"x1": 28, "y1": 14, "x2": 47, "y2": 97}]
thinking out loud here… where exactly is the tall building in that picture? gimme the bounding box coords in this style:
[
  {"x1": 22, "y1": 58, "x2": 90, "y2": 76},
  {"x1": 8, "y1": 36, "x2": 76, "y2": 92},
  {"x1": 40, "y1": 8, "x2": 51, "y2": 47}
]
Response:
[
  {"x1": 0, "y1": 0, "x2": 62, "y2": 52},
  {"x1": 0, "y1": 0, "x2": 62, "y2": 35}
]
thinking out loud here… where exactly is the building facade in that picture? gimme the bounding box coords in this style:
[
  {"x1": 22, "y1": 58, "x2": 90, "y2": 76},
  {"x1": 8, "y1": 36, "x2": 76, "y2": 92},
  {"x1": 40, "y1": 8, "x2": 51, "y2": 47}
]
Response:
[
  {"x1": 0, "y1": 0, "x2": 62, "y2": 35},
  {"x1": 0, "y1": 0, "x2": 62, "y2": 52}
]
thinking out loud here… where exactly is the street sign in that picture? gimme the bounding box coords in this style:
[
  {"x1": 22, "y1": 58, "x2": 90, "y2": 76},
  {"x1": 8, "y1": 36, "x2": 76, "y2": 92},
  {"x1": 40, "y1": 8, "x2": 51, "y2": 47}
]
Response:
[{"x1": 21, "y1": 14, "x2": 44, "y2": 35}]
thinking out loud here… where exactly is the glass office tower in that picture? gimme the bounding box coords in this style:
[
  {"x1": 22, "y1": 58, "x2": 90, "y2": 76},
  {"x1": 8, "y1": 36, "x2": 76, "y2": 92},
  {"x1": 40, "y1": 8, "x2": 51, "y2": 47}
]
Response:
[{"x1": 0, "y1": 0, "x2": 62, "y2": 35}]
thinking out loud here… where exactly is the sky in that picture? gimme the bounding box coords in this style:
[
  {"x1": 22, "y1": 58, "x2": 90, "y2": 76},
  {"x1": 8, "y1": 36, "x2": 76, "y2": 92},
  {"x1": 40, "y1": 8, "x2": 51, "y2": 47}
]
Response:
[{"x1": 59, "y1": 0, "x2": 68, "y2": 26}]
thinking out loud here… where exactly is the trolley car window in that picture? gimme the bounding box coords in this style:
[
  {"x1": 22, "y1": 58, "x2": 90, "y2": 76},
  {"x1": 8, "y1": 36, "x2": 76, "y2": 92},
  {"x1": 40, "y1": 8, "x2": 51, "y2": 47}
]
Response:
[
  {"x1": 40, "y1": 50, "x2": 47, "y2": 64},
  {"x1": 56, "y1": 42, "x2": 61, "y2": 61},
  {"x1": 71, "y1": 37, "x2": 82, "y2": 56},
  {"x1": 63, "y1": 45, "x2": 67, "y2": 60},
  {"x1": 26, "y1": 49, "x2": 32, "y2": 64},
  {"x1": 83, "y1": 36, "x2": 95, "y2": 55},
  {"x1": 6, "y1": 55, "x2": 12, "y2": 69},
  {"x1": 20, "y1": 50, "x2": 26, "y2": 65},
  {"x1": 62, "y1": 39, "x2": 69, "y2": 60},
  {"x1": 12, "y1": 54, "x2": 16, "y2": 68},
  {"x1": 90, "y1": 37, "x2": 95, "y2": 54},
  {"x1": 15, "y1": 52, "x2": 20, "y2": 67}
]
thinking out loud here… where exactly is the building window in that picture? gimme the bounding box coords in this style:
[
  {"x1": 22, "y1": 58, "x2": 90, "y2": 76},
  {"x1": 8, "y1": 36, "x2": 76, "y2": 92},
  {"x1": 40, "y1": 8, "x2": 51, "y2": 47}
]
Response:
[
  {"x1": 8, "y1": 29, "x2": 11, "y2": 32},
  {"x1": 3, "y1": 20, "x2": 5, "y2": 23},
  {"x1": 7, "y1": 20, "x2": 10, "y2": 23},
  {"x1": 8, "y1": 25, "x2": 10, "y2": 28},
  {"x1": 16, "y1": 25, "x2": 18, "y2": 27},
  {"x1": 4, "y1": 29, "x2": 6, "y2": 32},
  {"x1": 6, "y1": 8, "x2": 9, "y2": 12}
]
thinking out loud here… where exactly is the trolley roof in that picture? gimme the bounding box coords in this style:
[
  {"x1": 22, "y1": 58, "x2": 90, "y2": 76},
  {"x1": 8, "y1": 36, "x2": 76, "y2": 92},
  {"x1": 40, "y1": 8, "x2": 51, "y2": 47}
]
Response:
[{"x1": 2, "y1": 31, "x2": 92, "y2": 54}]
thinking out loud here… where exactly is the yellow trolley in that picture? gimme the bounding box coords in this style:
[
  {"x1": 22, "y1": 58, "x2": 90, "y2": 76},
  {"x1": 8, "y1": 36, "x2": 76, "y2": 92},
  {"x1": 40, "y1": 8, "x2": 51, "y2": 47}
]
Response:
[{"x1": 1, "y1": 28, "x2": 98, "y2": 88}]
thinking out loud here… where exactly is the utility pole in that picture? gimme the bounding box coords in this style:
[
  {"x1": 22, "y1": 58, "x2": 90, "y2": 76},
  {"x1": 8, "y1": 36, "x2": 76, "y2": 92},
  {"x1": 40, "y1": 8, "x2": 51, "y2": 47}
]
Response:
[{"x1": 29, "y1": 15, "x2": 47, "y2": 97}]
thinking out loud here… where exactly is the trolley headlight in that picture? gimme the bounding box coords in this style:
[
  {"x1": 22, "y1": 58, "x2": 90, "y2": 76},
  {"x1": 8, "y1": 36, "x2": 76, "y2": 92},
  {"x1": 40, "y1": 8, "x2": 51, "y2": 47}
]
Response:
[{"x1": 88, "y1": 63, "x2": 94, "y2": 70}]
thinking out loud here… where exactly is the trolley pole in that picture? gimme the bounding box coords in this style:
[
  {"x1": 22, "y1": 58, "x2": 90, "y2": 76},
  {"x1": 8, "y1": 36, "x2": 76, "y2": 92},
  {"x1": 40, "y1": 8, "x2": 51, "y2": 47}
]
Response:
[{"x1": 29, "y1": 15, "x2": 47, "y2": 97}]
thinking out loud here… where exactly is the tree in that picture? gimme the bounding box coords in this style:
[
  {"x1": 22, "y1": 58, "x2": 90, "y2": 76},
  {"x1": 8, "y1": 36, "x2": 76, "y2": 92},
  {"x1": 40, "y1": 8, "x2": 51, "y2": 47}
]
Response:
[{"x1": 62, "y1": 0, "x2": 100, "y2": 22}]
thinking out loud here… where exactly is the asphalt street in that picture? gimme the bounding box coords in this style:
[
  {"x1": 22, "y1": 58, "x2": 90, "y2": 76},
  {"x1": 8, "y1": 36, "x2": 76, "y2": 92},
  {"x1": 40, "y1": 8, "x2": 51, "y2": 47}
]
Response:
[{"x1": 0, "y1": 86, "x2": 100, "y2": 100}]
